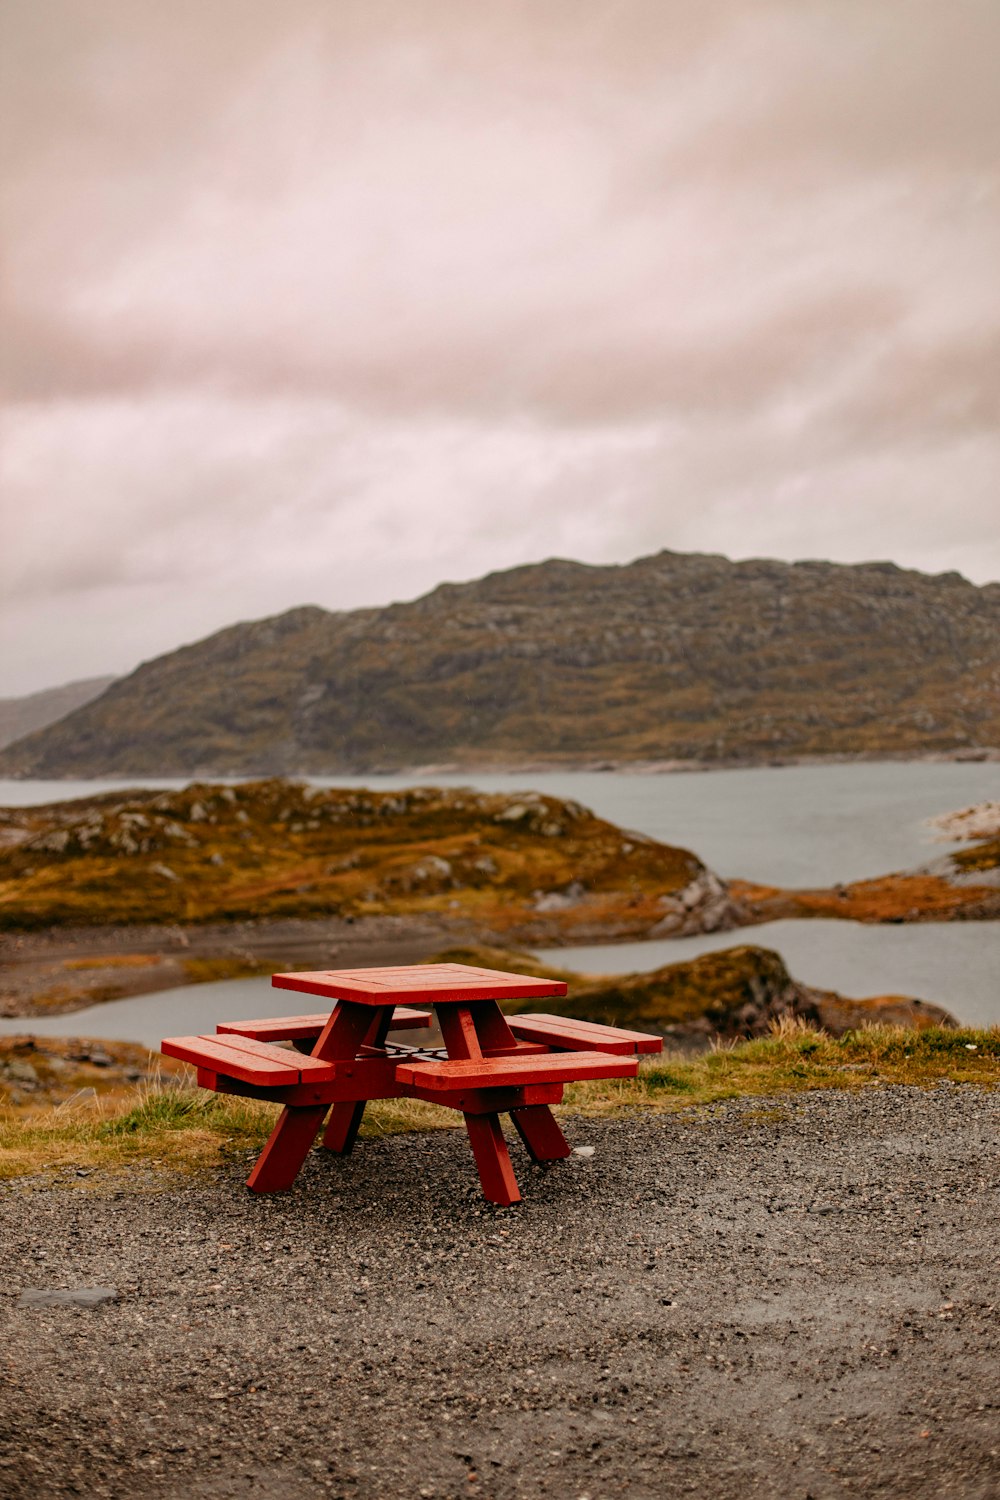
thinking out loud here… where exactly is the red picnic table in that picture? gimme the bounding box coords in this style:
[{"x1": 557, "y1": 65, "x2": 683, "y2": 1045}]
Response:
[{"x1": 161, "y1": 962, "x2": 663, "y2": 1205}]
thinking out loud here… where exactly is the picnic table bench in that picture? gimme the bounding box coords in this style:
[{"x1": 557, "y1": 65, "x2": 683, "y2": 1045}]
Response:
[{"x1": 161, "y1": 962, "x2": 663, "y2": 1205}]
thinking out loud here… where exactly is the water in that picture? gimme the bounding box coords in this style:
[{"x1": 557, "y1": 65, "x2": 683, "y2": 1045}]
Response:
[
  {"x1": 0, "y1": 914, "x2": 995, "y2": 1046},
  {"x1": 537, "y1": 921, "x2": 1000, "y2": 1030},
  {"x1": 1, "y1": 761, "x2": 996, "y2": 1037},
  {"x1": 2, "y1": 760, "x2": 995, "y2": 885},
  {"x1": 0, "y1": 976, "x2": 283, "y2": 1050}
]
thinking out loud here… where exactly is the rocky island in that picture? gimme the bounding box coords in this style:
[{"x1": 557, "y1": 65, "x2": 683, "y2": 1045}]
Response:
[
  {"x1": 0, "y1": 779, "x2": 743, "y2": 1014},
  {"x1": 1, "y1": 779, "x2": 969, "y2": 1039},
  {"x1": 733, "y1": 835, "x2": 1000, "y2": 924}
]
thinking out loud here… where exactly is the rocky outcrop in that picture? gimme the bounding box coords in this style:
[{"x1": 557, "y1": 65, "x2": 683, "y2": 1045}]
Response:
[
  {"x1": 0, "y1": 779, "x2": 735, "y2": 947},
  {"x1": 430, "y1": 944, "x2": 959, "y2": 1049},
  {"x1": 646, "y1": 870, "x2": 746, "y2": 936},
  {"x1": 806, "y1": 994, "x2": 958, "y2": 1036},
  {"x1": 0, "y1": 1035, "x2": 183, "y2": 1108},
  {"x1": 2, "y1": 550, "x2": 998, "y2": 776},
  {"x1": 731, "y1": 834, "x2": 1000, "y2": 926}
]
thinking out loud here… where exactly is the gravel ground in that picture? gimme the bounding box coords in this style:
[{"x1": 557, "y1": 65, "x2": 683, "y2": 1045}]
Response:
[{"x1": 1, "y1": 1085, "x2": 998, "y2": 1500}]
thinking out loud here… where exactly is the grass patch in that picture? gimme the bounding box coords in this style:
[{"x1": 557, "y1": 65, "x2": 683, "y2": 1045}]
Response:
[
  {"x1": 63, "y1": 954, "x2": 161, "y2": 971},
  {"x1": 181, "y1": 956, "x2": 277, "y2": 985},
  {"x1": 563, "y1": 1020, "x2": 1000, "y2": 1117},
  {"x1": 1, "y1": 1022, "x2": 996, "y2": 1186}
]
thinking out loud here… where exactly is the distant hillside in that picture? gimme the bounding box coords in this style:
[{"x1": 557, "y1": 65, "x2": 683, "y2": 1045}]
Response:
[
  {"x1": 0, "y1": 675, "x2": 116, "y2": 751},
  {"x1": 1, "y1": 550, "x2": 998, "y2": 776}
]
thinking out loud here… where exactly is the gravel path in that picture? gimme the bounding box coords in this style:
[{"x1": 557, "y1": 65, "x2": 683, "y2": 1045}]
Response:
[{"x1": 2, "y1": 1085, "x2": 998, "y2": 1499}]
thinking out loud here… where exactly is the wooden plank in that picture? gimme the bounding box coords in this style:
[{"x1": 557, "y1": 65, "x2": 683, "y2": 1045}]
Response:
[
  {"x1": 212, "y1": 1062, "x2": 404, "y2": 1107},
  {"x1": 482, "y1": 1041, "x2": 549, "y2": 1057},
  {"x1": 161, "y1": 1034, "x2": 302, "y2": 1086},
  {"x1": 271, "y1": 962, "x2": 567, "y2": 1006},
  {"x1": 399, "y1": 1082, "x2": 563, "y2": 1113},
  {"x1": 510, "y1": 1105, "x2": 572, "y2": 1163},
  {"x1": 394, "y1": 1049, "x2": 638, "y2": 1092},
  {"x1": 438, "y1": 1005, "x2": 482, "y2": 1061},
  {"x1": 464, "y1": 1113, "x2": 521, "y2": 1206},
  {"x1": 218, "y1": 1006, "x2": 430, "y2": 1041},
  {"x1": 202, "y1": 1032, "x2": 338, "y2": 1080},
  {"x1": 508, "y1": 1014, "x2": 663, "y2": 1055}
]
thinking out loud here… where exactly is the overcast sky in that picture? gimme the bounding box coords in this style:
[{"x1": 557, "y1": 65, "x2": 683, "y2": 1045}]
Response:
[{"x1": 2, "y1": 1, "x2": 998, "y2": 697}]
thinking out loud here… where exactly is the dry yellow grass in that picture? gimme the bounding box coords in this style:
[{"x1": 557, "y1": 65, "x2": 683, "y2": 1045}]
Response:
[{"x1": 1, "y1": 1023, "x2": 996, "y2": 1188}]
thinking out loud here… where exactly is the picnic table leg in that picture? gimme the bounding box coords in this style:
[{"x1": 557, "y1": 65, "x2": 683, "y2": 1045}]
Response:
[
  {"x1": 246, "y1": 1103, "x2": 331, "y2": 1193},
  {"x1": 510, "y1": 1104, "x2": 571, "y2": 1163},
  {"x1": 323, "y1": 1100, "x2": 366, "y2": 1155},
  {"x1": 439, "y1": 1000, "x2": 523, "y2": 1205},
  {"x1": 321, "y1": 1008, "x2": 393, "y2": 1156},
  {"x1": 246, "y1": 1001, "x2": 374, "y2": 1194},
  {"x1": 464, "y1": 1113, "x2": 521, "y2": 1206}
]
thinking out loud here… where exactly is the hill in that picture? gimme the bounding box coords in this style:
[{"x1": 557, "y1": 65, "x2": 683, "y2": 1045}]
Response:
[
  {"x1": 0, "y1": 778, "x2": 736, "y2": 939},
  {"x1": 427, "y1": 943, "x2": 956, "y2": 1044},
  {"x1": 1, "y1": 550, "x2": 998, "y2": 775},
  {"x1": 0, "y1": 675, "x2": 116, "y2": 751}
]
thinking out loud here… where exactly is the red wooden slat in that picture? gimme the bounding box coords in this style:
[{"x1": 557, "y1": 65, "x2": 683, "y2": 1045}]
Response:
[
  {"x1": 510, "y1": 1105, "x2": 572, "y2": 1162},
  {"x1": 394, "y1": 1049, "x2": 638, "y2": 1092},
  {"x1": 464, "y1": 1113, "x2": 521, "y2": 1206},
  {"x1": 482, "y1": 1041, "x2": 550, "y2": 1057},
  {"x1": 508, "y1": 1014, "x2": 663, "y2": 1055},
  {"x1": 218, "y1": 1006, "x2": 430, "y2": 1040},
  {"x1": 209, "y1": 1032, "x2": 338, "y2": 1079},
  {"x1": 376, "y1": 1081, "x2": 563, "y2": 1113},
  {"x1": 213, "y1": 1058, "x2": 404, "y2": 1107},
  {"x1": 161, "y1": 1034, "x2": 302, "y2": 1086},
  {"x1": 271, "y1": 962, "x2": 567, "y2": 1005}
]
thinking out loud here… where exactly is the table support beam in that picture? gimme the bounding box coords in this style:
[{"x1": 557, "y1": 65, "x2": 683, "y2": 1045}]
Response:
[
  {"x1": 246, "y1": 1000, "x2": 377, "y2": 1193},
  {"x1": 323, "y1": 1100, "x2": 366, "y2": 1155},
  {"x1": 510, "y1": 1104, "x2": 571, "y2": 1163},
  {"x1": 464, "y1": 1113, "x2": 521, "y2": 1206},
  {"x1": 246, "y1": 1103, "x2": 330, "y2": 1193}
]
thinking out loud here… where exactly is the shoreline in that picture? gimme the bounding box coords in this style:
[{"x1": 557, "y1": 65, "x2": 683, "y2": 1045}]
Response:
[
  {"x1": 2, "y1": 745, "x2": 998, "y2": 786},
  {"x1": 4, "y1": 887, "x2": 998, "y2": 1021},
  {"x1": 0, "y1": 914, "x2": 472, "y2": 1019}
]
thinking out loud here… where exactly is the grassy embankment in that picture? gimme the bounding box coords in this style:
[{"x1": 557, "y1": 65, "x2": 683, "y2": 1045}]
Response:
[
  {"x1": 0, "y1": 779, "x2": 704, "y2": 935},
  {"x1": 2, "y1": 1023, "x2": 996, "y2": 1185},
  {"x1": 732, "y1": 834, "x2": 1000, "y2": 923}
]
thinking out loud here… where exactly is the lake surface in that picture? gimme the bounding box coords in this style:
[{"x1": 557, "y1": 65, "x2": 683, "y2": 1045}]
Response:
[
  {"x1": 1, "y1": 759, "x2": 995, "y2": 885},
  {"x1": 1, "y1": 761, "x2": 996, "y2": 1039},
  {"x1": 1, "y1": 914, "x2": 995, "y2": 1048},
  {"x1": 537, "y1": 920, "x2": 999, "y2": 1030}
]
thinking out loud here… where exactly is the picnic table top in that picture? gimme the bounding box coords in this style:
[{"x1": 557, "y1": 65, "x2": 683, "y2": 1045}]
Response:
[{"x1": 271, "y1": 961, "x2": 569, "y2": 1006}]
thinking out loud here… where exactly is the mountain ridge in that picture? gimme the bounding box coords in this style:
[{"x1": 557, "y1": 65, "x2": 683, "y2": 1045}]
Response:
[
  {"x1": 0, "y1": 675, "x2": 117, "y2": 751},
  {"x1": 2, "y1": 548, "x2": 998, "y2": 776}
]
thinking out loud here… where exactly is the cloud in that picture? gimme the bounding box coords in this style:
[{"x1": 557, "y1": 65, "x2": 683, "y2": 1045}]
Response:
[{"x1": 1, "y1": 0, "x2": 998, "y2": 692}]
